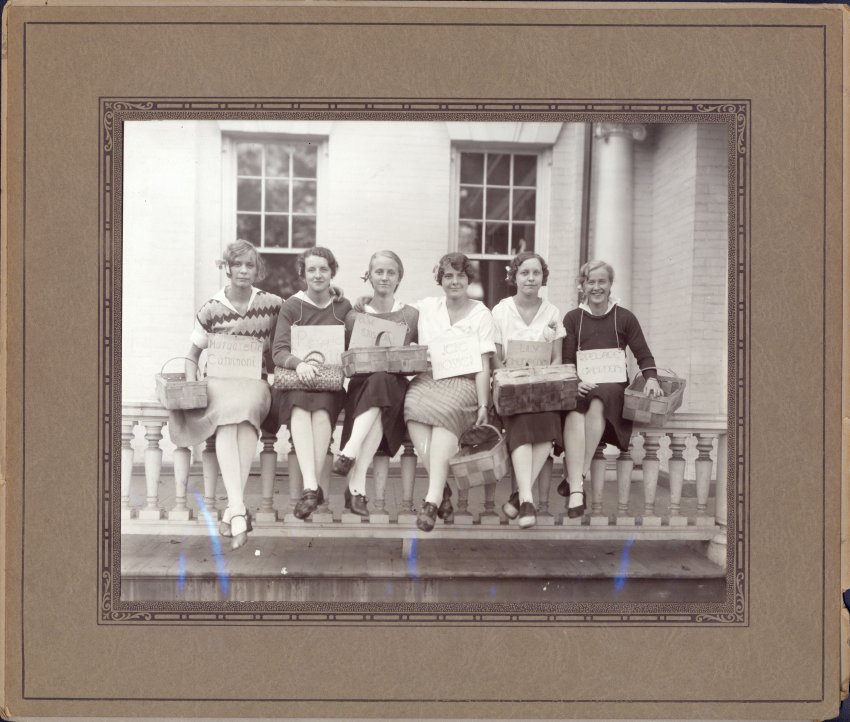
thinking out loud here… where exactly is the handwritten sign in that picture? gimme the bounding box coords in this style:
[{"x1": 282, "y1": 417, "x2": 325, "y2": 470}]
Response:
[
  {"x1": 429, "y1": 332, "x2": 482, "y2": 380},
  {"x1": 206, "y1": 334, "x2": 263, "y2": 379},
  {"x1": 505, "y1": 339, "x2": 551, "y2": 368},
  {"x1": 348, "y1": 313, "x2": 407, "y2": 349},
  {"x1": 292, "y1": 325, "x2": 345, "y2": 366},
  {"x1": 576, "y1": 348, "x2": 628, "y2": 384}
]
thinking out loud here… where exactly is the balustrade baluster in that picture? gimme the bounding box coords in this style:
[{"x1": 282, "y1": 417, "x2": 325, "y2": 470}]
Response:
[
  {"x1": 536, "y1": 456, "x2": 555, "y2": 526},
  {"x1": 370, "y1": 454, "x2": 391, "y2": 524},
  {"x1": 201, "y1": 437, "x2": 220, "y2": 520},
  {"x1": 668, "y1": 434, "x2": 688, "y2": 526},
  {"x1": 256, "y1": 432, "x2": 278, "y2": 523},
  {"x1": 588, "y1": 445, "x2": 608, "y2": 526},
  {"x1": 121, "y1": 421, "x2": 136, "y2": 520},
  {"x1": 480, "y1": 482, "x2": 500, "y2": 525},
  {"x1": 708, "y1": 433, "x2": 728, "y2": 568},
  {"x1": 616, "y1": 445, "x2": 635, "y2": 526},
  {"x1": 138, "y1": 421, "x2": 165, "y2": 520},
  {"x1": 169, "y1": 446, "x2": 192, "y2": 521},
  {"x1": 695, "y1": 434, "x2": 715, "y2": 527},
  {"x1": 641, "y1": 433, "x2": 662, "y2": 526},
  {"x1": 397, "y1": 442, "x2": 417, "y2": 525},
  {"x1": 284, "y1": 434, "x2": 304, "y2": 523},
  {"x1": 312, "y1": 446, "x2": 334, "y2": 523},
  {"x1": 454, "y1": 484, "x2": 474, "y2": 525}
]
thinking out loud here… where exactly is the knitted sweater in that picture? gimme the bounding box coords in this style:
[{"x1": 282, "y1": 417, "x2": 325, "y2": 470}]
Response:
[{"x1": 272, "y1": 294, "x2": 353, "y2": 370}]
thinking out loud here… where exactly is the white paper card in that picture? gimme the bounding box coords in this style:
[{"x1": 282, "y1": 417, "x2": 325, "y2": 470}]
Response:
[
  {"x1": 505, "y1": 339, "x2": 551, "y2": 368},
  {"x1": 292, "y1": 325, "x2": 345, "y2": 366},
  {"x1": 429, "y1": 332, "x2": 482, "y2": 380},
  {"x1": 576, "y1": 348, "x2": 628, "y2": 384},
  {"x1": 206, "y1": 334, "x2": 263, "y2": 379},
  {"x1": 348, "y1": 313, "x2": 407, "y2": 349}
]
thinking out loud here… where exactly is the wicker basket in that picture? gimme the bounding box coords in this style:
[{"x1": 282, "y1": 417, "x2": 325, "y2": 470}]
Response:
[
  {"x1": 155, "y1": 357, "x2": 208, "y2": 410},
  {"x1": 492, "y1": 364, "x2": 578, "y2": 416},
  {"x1": 342, "y1": 331, "x2": 392, "y2": 376},
  {"x1": 448, "y1": 424, "x2": 509, "y2": 489},
  {"x1": 386, "y1": 345, "x2": 428, "y2": 374},
  {"x1": 622, "y1": 367, "x2": 686, "y2": 425}
]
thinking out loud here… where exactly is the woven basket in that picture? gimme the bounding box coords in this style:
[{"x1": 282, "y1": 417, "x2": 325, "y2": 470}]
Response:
[
  {"x1": 448, "y1": 424, "x2": 509, "y2": 490},
  {"x1": 274, "y1": 351, "x2": 345, "y2": 391},
  {"x1": 386, "y1": 345, "x2": 428, "y2": 374},
  {"x1": 622, "y1": 367, "x2": 686, "y2": 425},
  {"x1": 342, "y1": 331, "x2": 392, "y2": 376},
  {"x1": 492, "y1": 364, "x2": 578, "y2": 416},
  {"x1": 155, "y1": 357, "x2": 208, "y2": 410}
]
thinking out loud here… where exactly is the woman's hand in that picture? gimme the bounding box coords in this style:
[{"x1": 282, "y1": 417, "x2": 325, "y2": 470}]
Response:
[
  {"x1": 577, "y1": 380, "x2": 597, "y2": 398},
  {"x1": 643, "y1": 378, "x2": 664, "y2": 398},
  {"x1": 352, "y1": 295, "x2": 372, "y2": 313},
  {"x1": 475, "y1": 405, "x2": 489, "y2": 427},
  {"x1": 295, "y1": 361, "x2": 317, "y2": 387}
]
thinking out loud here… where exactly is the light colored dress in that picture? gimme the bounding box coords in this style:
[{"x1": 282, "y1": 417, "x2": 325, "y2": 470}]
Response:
[
  {"x1": 403, "y1": 297, "x2": 496, "y2": 439},
  {"x1": 167, "y1": 287, "x2": 282, "y2": 448}
]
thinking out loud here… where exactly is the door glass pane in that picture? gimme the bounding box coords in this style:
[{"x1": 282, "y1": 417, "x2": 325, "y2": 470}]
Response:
[
  {"x1": 485, "y1": 188, "x2": 510, "y2": 220},
  {"x1": 265, "y1": 215, "x2": 289, "y2": 248},
  {"x1": 236, "y1": 214, "x2": 261, "y2": 245},
  {"x1": 486, "y1": 154, "x2": 510, "y2": 185},
  {"x1": 511, "y1": 224, "x2": 535, "y2": 255},
  {"x1": 460, "y1": 152, "x2": 484, "y2": 184},
  {"x1": 237, "y1": 179, "x2": 262, "y2": 211},
  {"x1": 513, "y1": 189, "x2": 536, "y2": 221},
  {"x1": 236, "y1": 143, "x2": 262, "y2": 176},
  {"x1": 257, "y1": 254, "x2": 301, "y2": 299},
  {"x1": 292, "y1": 216, "x2": 316, "y2": 248},
  {"x1": 458, "y1": 221, "x2": 482, "y2": 255},
  {"x1": 293, "y1": 145, "x2": 318, "y2": 178},
  {"x1": 459, "y1": 186, "x2": 483, "y2": 219},
  {"x1": 292, "y1": 180, "x2": 317, "y2": 214},
  {"x1": 483, "y1": 222, "x2": 510, "y2": 255},
  {"x1": 265, "y1": 179, "x2": 289, "y2": 213},
  {"x1": 513, "y1": 155, "x2": 537, "y2": 187},
  {"x1": 265, "y1": 144, "x2": 290, "y2": 178}
]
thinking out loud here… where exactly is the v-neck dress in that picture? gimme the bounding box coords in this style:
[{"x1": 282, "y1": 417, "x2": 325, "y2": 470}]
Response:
[
  {"x1": 562, "y1": 303, "x2": 658, "y2": 451},
  {"x1": 167, "y1": 286, "x2": 282, "y2": 448},
  {"x1": 264, "y1": 292, "x2": 353, "y2": 429},
  {"x1": 491, "y1": 296, "x2": 566, "y2": 452},
  {"x1": 403, "y1": 296, "x2": 496, "y2": 439},
  {"x1": 340, "y1": 303, "x2": 419, "y2": 457}
]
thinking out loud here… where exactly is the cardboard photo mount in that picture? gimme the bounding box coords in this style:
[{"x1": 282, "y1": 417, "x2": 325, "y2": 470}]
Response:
[{"x1": 1, "y1": 1, "x2": 846, "y2": 719}]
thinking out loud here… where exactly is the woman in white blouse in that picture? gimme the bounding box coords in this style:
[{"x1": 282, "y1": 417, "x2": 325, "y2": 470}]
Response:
[
  {"x1": 491, "y1": 252, "x2": 566, "y2": 528},
  {"x1": 404, "y1": 253, "x2": 496, "y2": 532}
]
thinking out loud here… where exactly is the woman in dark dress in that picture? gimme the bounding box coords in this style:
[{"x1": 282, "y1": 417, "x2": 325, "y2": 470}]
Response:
[{"x1": 561, "y1": 260, "x2": 663, "y2": 518}]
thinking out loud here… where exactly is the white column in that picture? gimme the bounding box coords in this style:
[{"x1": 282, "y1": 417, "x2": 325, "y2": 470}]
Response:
[{"x1": 592, "y1": 122, "x2": 646, "y2": 308}]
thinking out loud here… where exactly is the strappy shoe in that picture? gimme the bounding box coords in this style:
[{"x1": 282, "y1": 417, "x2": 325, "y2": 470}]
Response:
[
  {"x1": 437, "y1": 482, "x2": 454, "y2": 522},
  {"x1": 349, "y1": 493, "x2": 370, "y2": 517},
  {"x1": 567, "y1": 490, "x2": 587, "y2": 519},
  {"x1": 417, "y1": 501, "x2": 438, "y2": 532},
  {"x1": 502, "y1": 490, "x2": 520, "y2": 519},
  {"x1": 294, "y1": 485, "x2": 325, "y2": 520},
  {"x1": 230, "y1": 513, "x2": 249, "y2": 551},
  {"x1": 219, "y1": 508, "x2": 253, "y2": 537}
]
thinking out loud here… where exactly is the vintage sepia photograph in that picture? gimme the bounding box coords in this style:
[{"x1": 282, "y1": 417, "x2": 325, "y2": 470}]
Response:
[{"x1": 117, "y1": 113, "x2": 733, "y2": 612}]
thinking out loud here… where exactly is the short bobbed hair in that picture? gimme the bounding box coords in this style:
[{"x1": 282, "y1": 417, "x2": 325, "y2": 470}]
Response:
[
  {"x1": 218, "y1": 240, "x2": 266, "y2": 281},
  {"x1": 435, "y1": 252, "x2": 476, "y2": 285},
  {"x1": 578, "y1": 259, "x2": 615, "y2": 285},
  {"x1": 296, "y1": 246, "x2": 339, "y2": 279},
  {"x1": 507, "y1": 252, "x2": 549, "y2": 288},
  {"x1": 363, "y1": 250, "x2": 405, "y2": 288}
]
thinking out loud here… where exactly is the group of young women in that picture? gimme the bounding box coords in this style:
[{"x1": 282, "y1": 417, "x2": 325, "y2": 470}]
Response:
[{"x1": 169, "y1": 239, "x2": 663, "y2": 550}]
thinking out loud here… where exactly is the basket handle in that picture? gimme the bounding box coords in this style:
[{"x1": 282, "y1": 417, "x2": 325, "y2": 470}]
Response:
[
  {"x1": 631, "y1": 365, "x2": 679, "y2": 381},
  {"x1": 303, "y1": 350, "x2": 326, "y2": 366},
  {"x1": 459, "y1": 423, "x2": 503, "y2": 446},
  {"x1": 374, "y1": 331, "x2": 392, "y2": 348},
  {"x1": 160, "y1": 357, "x2": 203, "y2": 377}
]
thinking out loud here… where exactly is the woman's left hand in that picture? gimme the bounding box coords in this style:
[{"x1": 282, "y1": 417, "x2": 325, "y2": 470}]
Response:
[
  {"x1": 475, "y1": 405, "x2": 489, "y2": 426},
  {"x1": 643, "y1": 378, "x2": 664, "y2": 398}
]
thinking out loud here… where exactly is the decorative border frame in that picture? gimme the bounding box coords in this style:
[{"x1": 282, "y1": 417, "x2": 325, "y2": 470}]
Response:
[{"x1": 98, "y1": 98, "x2": 748, "y2": 625}]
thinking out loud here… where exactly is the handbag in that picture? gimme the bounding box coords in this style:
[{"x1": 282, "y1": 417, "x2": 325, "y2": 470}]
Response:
[
  {"x1": 273, "y1": 351, "x2": 345, "y2": 392},
  {"x1": 155, "y1": 357, "x2": 208, "y2": 410}
]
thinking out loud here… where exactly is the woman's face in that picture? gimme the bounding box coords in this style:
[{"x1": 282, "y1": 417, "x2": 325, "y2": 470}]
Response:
[
  {"x1": 515, "y1": 257, "x2": 544, "y2": 298},
  {"x1": 303, "y1": 254, "x2": 333, "y2": 294},
  {"x1": 369, "y1": 256, "x2": 400, "y2": 296},
  {"x1": 228, "y1": 251, "x2": 259, "y2": 288},
  {"x1": 582, "y1": 267, "x2": 613, "y2": 307},
  {"x1": 440, "y1": 263, "x2": 469, "y2": 300}
]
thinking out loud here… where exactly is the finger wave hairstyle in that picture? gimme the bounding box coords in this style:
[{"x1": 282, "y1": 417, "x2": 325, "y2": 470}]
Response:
[{"x1": 297, "y1": 246, "x2": 339, "y2": 279}]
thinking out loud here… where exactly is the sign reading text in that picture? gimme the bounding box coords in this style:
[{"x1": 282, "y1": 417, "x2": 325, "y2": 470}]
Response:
[
  {"x1": 505, "y1": 339, "x2": 551, "y2": 368},
  {"x1": 429, "y1": 333, "x2": 482, "y2": 380},
  {"x1": 576, "y1": 348, "x2": 628, "y2": 384},
  {"x1": 292, "y1": 325, "x2": 345, "y2": 366},
  {"x1": 206, "y1": 334, "x2": 263, "y2": 379},
  {"x1": 348, "y1": 314, "x2": 407, "y2": 349}
]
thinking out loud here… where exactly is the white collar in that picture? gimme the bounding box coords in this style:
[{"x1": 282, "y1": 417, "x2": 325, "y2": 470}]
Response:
[
  {"x1": 214, "y1": 286, "x2": 259, "y2": 315},
  {"x1": 579, "y1": 297, "x2": 620, "y2": 315},
  {"x1": 365, "y1": 299, "x2": 403, "y2": 314},
  {"x1": 294, "y1": 290, "x2": 334, "y2": 309}
]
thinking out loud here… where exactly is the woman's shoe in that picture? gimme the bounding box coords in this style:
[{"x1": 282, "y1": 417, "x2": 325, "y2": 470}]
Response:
[
  {"x1": 219, "y1": 508, "x2": 253, "y2": 537},
  {"x1": 437, "y1": 483, "x2": 454, "y2": 522},
  {"x1": 230, "y1": 514, "x2": 249, "y2": 550},
  {"x1": 294, "y1": 485, "x2": 325, "y2": 520},
  {"x1": 567, "y1": 490, "x2": 586, "y2": 519},
  {"x1": 518, "y1": 501, "x2": 537, "y2": 529},
  {"x1": 502, "y1": 491, "x2": 520, "y2": 519},
  {"x1": 557, "y1": 477, "x2": 571, "y2": 497},
  {"x1": 332, "y1": 454, "x2": 355, "y2": 476},
  {"x1": 350, "y1": 494, "x2": 370, "y2": 517},
  {"x1": 416, "y1": 501, "x2": 438, "y2": 532}
]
